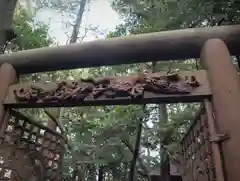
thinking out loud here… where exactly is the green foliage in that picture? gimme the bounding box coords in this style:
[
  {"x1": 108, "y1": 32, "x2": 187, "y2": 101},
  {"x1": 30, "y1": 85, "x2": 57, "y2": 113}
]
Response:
[
  {"x1": 103, "y1": 0, "x2": 240, "y2": 180},
  {"x1": 12, "y1": 10, "x2": 53, "y2": 50},
  {"x1": 12, "y1": 0, "x2": 240, "y2": 180}
]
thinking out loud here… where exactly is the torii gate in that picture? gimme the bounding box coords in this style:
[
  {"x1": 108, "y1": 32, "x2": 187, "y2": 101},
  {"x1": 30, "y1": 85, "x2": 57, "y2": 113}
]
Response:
[{"x1": 0, "y1": 25, "x2": 240, "y2": 181}]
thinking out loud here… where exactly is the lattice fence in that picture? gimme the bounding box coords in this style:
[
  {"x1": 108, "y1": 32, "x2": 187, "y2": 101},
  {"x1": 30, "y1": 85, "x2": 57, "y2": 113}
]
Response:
[
  {"x1": 0, "y1": 109, "x2": 65, "y2": 181},
  {"x1": 180, "y1": 105, "x2": 216, "y2": 181}
]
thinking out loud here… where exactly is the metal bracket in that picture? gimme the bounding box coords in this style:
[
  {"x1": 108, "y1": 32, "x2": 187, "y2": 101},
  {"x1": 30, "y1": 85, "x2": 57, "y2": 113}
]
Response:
[{"x1": 210, "y1": 132, "x2": 230, "y2": 143}]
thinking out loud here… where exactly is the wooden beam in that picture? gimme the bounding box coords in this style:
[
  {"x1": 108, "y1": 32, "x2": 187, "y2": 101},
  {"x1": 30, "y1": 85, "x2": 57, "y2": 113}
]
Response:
[
  {"x1": 3, "y1": 70, "x2": 211, "y2": 108},
  {"x1": 0, "y1": 25, "x2": 240, "y2": 74}
]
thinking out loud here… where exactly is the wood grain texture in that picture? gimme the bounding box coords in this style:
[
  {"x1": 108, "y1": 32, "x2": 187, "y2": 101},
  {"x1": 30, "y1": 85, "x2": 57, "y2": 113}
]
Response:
[
  {"x1": 3, "y1": 70, "x2": 211, "y2": 108},
  {"x1": 0, "y1": 25, "x2": 240, "y2": 74}
]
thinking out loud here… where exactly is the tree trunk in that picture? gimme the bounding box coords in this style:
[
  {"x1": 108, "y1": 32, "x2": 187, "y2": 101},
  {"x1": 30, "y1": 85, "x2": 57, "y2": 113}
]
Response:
[
  {"x1": 128, "y1": 108, "x2": 145, "y2": 181},
  {"x1": 0, "y1": 32, "x2": 5, "y2": 53},
  {"x1": 122, "y1": 139, "x2": 151, "y2": 180},
  {"x1": 98, "y1": 166, "x2": 104, "y2": 181},
  {"x1": 87, "y1": 164, "x2": 97, "y2": 181},
  {"x1": 147, "y1": 146, "x2": 150, "y2": 165},
  {"x1": 158, "y1": 104, "x2": 170, "y2": 181},
  {"x1": 0, "y1": 0, "x2": 17, "y2": 30},
  {"x1": 0, "y1": 0, "x2": 17, "y2": 52},
  {"x1": 70, "y1": 0, "x2": 88, "y2": 44}
]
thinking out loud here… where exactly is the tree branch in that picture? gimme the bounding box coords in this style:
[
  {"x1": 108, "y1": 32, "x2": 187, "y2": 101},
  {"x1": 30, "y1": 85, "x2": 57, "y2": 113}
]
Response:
[
  {"x1": 128, "y1": 117, "x2": 143, "y2": 181},
  {"x1": 121, "y1": 139, "x2": 152, "y2": 181},
  {"x1": 97, "y1": 166, "x2": 104, "y2": 181},
  {"x1": 43, "y1": 108, "x2": 84, "y2": 180}
]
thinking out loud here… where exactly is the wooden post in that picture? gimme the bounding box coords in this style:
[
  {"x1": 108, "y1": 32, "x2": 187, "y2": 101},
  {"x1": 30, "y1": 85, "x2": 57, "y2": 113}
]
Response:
[
  {"x1": 200, "y1": 39, "x2": 240, "y2": 181},
  {"x1": 204, "y1": 100, "x2": 225, "y2": 181},
  {"x1": 0, "y1": 63, "x2": 17, "y2": 125}
]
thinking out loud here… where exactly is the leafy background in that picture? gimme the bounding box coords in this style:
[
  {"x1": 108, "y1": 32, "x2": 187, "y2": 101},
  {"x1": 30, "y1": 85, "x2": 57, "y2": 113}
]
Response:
[{"x1": 2, "y1": 0, "x2": 240, "y2": 180}]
